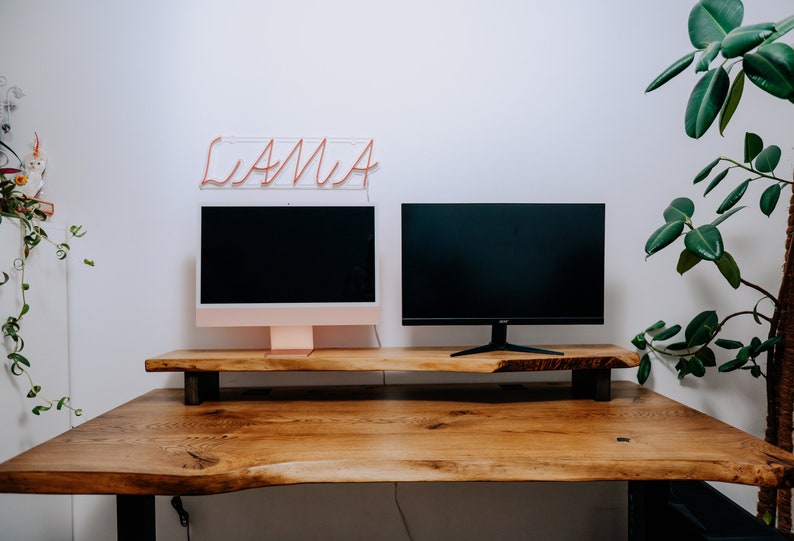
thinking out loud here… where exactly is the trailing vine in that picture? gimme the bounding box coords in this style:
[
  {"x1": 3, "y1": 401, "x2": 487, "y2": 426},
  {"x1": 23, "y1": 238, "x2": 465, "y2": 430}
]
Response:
[{"x1": 0, "y1": 139, "x2": 92, "y2": 416}]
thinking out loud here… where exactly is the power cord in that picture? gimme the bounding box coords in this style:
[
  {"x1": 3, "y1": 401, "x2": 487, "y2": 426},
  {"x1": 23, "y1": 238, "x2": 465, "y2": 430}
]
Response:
[
  {"x1": 171, "y1": 496, "x2": 191, "y2": 541},
  {"x1": 393, "y1": 483, "x2": 415, "y2": 541}
]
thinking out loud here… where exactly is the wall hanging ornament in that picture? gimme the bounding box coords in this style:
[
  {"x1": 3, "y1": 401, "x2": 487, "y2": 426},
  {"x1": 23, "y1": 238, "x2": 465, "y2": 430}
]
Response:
[
  {"x1": 0, "y1": 75, "x2": 24, "y2": 169},
  {"x1": 18, "y1": 132, "x2": 45, "y2": 199}
]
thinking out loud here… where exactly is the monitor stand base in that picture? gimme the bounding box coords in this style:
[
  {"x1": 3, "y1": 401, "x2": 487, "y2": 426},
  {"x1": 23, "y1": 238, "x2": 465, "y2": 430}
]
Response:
[
  {"x1": 267, "y1": 326, "x2": 314, "y2": 357},
  {"x1": 450, "y1": 323, "x2": 564, "y2": 357}
]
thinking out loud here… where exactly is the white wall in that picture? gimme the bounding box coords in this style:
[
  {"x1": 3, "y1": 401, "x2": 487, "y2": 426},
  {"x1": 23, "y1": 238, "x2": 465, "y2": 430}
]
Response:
[
  {"x1": 0, "y1": 222, "x2": 73, "y2": 540},
  {"x1": 2, "y1": 0, "x2": 793, "y2": 539}
]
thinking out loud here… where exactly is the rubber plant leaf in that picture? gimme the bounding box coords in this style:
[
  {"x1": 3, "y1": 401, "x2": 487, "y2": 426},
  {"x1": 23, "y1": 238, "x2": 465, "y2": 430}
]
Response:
[
  {"x1": 696, "y1": 41, "x2": 722, "y2": 72},
  {"x1": 743, "y1": 43, "x2": 794, "y2": 99},
  {"x1": 687, "y1": 356, "x2": 707, "y2": 377},
  {"x1": 721, "y1": 23, "x2": 776, "y2": 58},
  {"x1": 762, "y1": 14, "x2": 794, "y2": 45},
  {"x1": 715, "y1": 338, "x2": 743, "y2": 350},
  {"x1": 637, "y1": 354, "x2": 651, "y2": 384},
  {"x1": 663, "y1": 197, "x2": 695, "y2": 222},
  {"x1": 688, "y1": 0, "x2": 743, "y2": 49},
  {"x1": 645, "y1": 221, "x2": 685, "y2": 257},
  {"x1": 719, "y1": 70, "x2": 744, "y2": 135},
  {"x1": 703, "y1": 167, "x2": 731, "y2": 196},
  {"x1": 715, "y1": 251, "x2": 741, "y2": 289},
  {"x1": 755, "y1": 145, "x2": 782, "y2": 173},
  {"x1": 716, "y1": 179, "x2": 750, "y2": 213},
  {"x1": 644, "y1": 321, "x2": 666, "y2": 333},
  {"x1": 693, "y1": 157, "x2": 721, "y2": 184},
  {"x1": 646, "y1": 52, "x2": 697, "y2": 93},
  {"x1": 744, "y1": 132, "x2": 763, "y2": 162},
  {"x1": 756, "y1": 336, "x2": 783, "y2": 354},
  {"x1": 719, "y1": 357, "x2": 748, "y2": 372},
  {"x1": 677, "y1": 248, "x2": 701, "y2": 275},
  {"x1": 675, "y1": 359, "x2": 689, "y2": 379},
  {"x1": 653, "y1": 325, "x2": 682, "y2": 342},
  {"x1": 711, "y1": 205, "x2": 745, "y2": 227},
  {"x1": 750, "y1": 336, "x2": 763, "y2": 355},
  {"x1": 666, "y1": 341, "x2": 690, "y2": 351},
  {"x1": 685, "y1": 67, "x2": 730, "y2": 138},
  {"x1": 684, "y1": 224, "x2": 723, "y2": 261},
  {"x1": 685, "y1": 310, "x2": 718, "y2": 347},
  {"x1": 760, "y1": 184, "x2": 782, "y2": 217},
  {"x1": 695, "y1": 346, "x2": 717, "y2": 367}
]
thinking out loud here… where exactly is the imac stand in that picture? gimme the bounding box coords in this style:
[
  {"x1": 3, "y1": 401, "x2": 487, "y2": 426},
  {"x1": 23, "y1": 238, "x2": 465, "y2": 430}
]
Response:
[
  {"x1": 268, "y1": 326, "x2": 314, "y2": 357},
  {"x1": 450, "y1": 323, "x2": 564, "y2": 357}
]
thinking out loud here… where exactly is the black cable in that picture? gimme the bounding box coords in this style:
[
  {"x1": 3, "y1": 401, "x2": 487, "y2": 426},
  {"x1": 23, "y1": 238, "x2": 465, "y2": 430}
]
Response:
[{"x1": 171, "y1": 496, "x2": 191, "y2": 541}]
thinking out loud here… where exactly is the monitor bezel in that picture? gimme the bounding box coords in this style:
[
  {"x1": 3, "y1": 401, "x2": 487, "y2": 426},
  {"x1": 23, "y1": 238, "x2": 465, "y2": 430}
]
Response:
[{"x1": 400, "y1": 202, "x2": 605, "y2": 328}]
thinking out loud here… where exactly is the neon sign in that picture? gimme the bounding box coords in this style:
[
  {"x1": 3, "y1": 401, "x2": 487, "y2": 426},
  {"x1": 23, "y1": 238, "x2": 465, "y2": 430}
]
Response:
[{"x1": 200, "y1": 136, "x2": 379, "y2": 189}]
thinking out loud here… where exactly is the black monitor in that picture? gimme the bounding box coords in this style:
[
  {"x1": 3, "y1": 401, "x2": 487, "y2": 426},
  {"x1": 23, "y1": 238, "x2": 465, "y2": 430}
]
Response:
[{"x1": 401, "y1": 203, "x2": 605, "y2": 357}]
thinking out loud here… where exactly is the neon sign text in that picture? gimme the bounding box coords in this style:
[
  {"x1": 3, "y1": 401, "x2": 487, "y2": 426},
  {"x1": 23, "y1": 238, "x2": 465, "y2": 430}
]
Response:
[{"x1": 200, "y1": 137, "x2": 379, "y2": 189}]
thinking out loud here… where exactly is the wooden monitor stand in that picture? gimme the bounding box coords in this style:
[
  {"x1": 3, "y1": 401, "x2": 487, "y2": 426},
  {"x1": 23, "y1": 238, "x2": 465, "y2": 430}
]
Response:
[{"x1": 145, "y1": 344, "x2": 640, "y2": 405}]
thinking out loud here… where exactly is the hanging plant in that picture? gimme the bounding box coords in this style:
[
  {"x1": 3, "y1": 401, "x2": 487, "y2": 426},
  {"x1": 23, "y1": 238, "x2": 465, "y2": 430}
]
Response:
[{"x1": 0, "y1": 137, "x2": 92, "y2": 416}]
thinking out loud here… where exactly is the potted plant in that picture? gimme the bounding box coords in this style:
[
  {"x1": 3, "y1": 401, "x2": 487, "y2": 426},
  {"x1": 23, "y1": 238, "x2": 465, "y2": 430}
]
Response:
[
  {"x1": 630, "y1": 0, "x2": 794, "y2": 532},
  {"x1": 0, "y1": 84, "x2": 91, "y2": 417}
]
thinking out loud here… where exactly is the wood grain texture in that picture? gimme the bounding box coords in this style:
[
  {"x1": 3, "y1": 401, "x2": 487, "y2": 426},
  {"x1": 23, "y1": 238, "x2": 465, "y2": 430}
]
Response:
[
  {"x1": 1, "y1": 382, "x2": 792, "y2": 496},
  {"x1": 145, "y1": 344, "x2": 639, "y2": 374}
]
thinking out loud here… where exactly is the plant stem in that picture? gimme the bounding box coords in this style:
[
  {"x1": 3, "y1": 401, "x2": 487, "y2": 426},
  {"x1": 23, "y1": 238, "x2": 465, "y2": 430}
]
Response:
[
  {"x1": 715, "y1": 309, "x2": 774, "y2": 331},
  {"x1": 741, "y1": 278, "x2": 780, "y2": 306},
  {"x1": 650, "y1": 310, "x2": 773, "y2": 359},
  {"x1": 720, "y1": 157, "x2": 790, "y2": 185}
]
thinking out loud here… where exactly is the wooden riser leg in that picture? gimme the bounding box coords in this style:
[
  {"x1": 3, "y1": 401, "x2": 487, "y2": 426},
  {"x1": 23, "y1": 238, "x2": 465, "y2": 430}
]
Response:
[
  {"x1": 184, "y1": 371, "x2": 220, "y2": 405},
  {"x1": 572, "y1": 368, "x2": 611, "y2": 401}
]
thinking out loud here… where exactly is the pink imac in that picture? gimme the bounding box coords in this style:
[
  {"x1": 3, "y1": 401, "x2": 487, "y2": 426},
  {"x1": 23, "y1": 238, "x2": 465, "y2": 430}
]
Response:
[{"x1": 196, "y1": 203, "x2": 379, "y2": 354}]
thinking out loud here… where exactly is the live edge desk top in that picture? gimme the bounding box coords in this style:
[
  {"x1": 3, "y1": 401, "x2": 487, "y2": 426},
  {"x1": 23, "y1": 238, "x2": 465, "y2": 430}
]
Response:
[
  {"x1": 2, "y1": 382, "x2": 794, "y2": 497},
  {"x1": 2, "y1": 346, "x2": 792, "y2": 541},
  {"x1": 145, "y1": 344, "x2": 640, "y2": 404}
]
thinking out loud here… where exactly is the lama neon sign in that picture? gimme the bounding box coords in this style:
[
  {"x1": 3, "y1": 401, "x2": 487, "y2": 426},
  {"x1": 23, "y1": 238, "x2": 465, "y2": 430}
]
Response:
[{"x1": 200, "y1": 136, "x2": 379, "y2": 189}]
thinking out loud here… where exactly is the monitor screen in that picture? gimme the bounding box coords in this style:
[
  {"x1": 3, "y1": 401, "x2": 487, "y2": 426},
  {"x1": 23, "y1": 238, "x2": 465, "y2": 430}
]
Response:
[
  {"x1": 196, "y1": 204, "x2": 379, "y2": 349},
  {"x1": 401, "y1": 203, "x2": 604, "y2": 353}
]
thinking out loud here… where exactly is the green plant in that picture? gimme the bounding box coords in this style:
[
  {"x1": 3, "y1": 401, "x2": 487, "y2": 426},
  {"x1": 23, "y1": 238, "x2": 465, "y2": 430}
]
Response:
[
  {"x1": 0, "y1": 139, "x2": 92, "y2": 416},
  {"x1": 630, "y1": 0, "x2": 794, "y2": 531}
]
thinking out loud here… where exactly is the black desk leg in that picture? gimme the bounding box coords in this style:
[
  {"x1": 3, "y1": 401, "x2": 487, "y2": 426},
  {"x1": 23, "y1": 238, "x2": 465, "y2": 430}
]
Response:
[
  {"x1": 117, "y1": 494, "x2": 156, "y2": 541},
  {"x1": 184, "y1": 371, "x2": 220, "y2": 405},
  {"x1": 628, "y1": 481, "x2": 670, "y2": 541},
  {"x1": 571, "y1": 368, "x2": 611, "y2": 401}
]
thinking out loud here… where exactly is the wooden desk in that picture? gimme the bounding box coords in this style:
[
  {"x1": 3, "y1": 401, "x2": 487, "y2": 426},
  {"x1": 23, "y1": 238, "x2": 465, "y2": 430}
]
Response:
[
  {"x1": 1, "y1": 382, "x2": 792, "y2": 540},
  {"x1": 145, "y1": 344, "x2": 640, "y2": 404}
]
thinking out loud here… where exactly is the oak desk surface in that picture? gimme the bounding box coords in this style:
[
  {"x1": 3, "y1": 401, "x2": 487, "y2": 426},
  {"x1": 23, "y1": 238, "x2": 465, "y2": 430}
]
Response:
[{"x1": 1, "y1": 382, "x2": 793, "y2": 497}]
